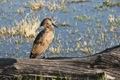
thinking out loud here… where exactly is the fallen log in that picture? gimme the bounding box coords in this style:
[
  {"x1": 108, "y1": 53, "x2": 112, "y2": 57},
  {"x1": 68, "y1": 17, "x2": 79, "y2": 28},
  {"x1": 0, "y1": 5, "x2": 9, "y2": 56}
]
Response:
[{"x1": 0, "y1": 45, "x2": 120, "y2": 80}]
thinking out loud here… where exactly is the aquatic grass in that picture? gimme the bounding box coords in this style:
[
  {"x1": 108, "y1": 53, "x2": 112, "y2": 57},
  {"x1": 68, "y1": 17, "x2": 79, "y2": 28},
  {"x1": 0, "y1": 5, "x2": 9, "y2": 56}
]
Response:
[
  {"x1": 0, "y1": 14, "x2": 40, "y2": 38},
  {"x1": 73, "y1": 14, "x2": 91, "y2": 22},
  {"x1": 103, "y1": 0, "x2": 120, "y2": 7},
  {"x1": 28, "y1": 0, "x2": 45, "y2": 11},
  {"x1": 73, "y1": 15, "x2": 83, "y2": 21},
  {"x1": 15, "y1": 16, "x2": 40, "y2": 37},
  {"x1": 49, "y1": 44, "x2": 61, "y2": 55},
  {"x1": 66, "y1": 0, "x2": 92, "y2": 4},
  {"x1": 0, "y1": 50, "x2": 2, "y2": 54},
  {"x1": 47, "y1": 0, "x2": 61, "y2": 12},
  {"x1": 0, "y1": 0, "x2": 120, "y2": 58},
  {"x1": 60, "y1": 22, "x2": 71, "y2": 26},
  {"x1": 47, "y1": 0, "x2": 67, "y2": 12},
  {"x1": 80, "y1": 48, "x2": 91, "y2": 54},
  {"x1": 106, "y1": 14, "x2": 120, "y2": 33},
  {"x1": 17, "y1": 8, "x2": 25, "y2": 14},
  {"x1": 108, "y1": 14, "x2": 115, "y2": 23},
  {"x1": 0, "y1": 26, "x2": 6, "y2": 35},
  {"x1": 74, "y1": 24, "x2": 120, "y2": 55},
  {"x1": 0, "y1": 16, "x2": 40, "y2": 39},
  {"x1": 116, "y1": 2, "x2": 120, "y2": 7},
  {"x1": 7, "y1": 26, "x2": 17, "y2": 36},
  {"x1": 45, "y1": 0, "x2": 92, "y2": 12},
  {"x1": 28, "y1": 0, "x2": 66, "y2": 12},
  {"x1": 94, "y1": 5, "x2": 108, "y2": 11},
  {"x1": 0, "y1": 0, "x2": 10, "y2": 5}
]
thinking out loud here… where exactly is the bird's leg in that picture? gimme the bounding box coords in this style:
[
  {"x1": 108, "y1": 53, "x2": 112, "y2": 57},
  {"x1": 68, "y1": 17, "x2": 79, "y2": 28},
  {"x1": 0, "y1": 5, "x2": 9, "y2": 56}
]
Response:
[
  {"x1": 43, "y1": 55, "x2": 45, "y2": 59},
  {"x1": 30, "y1": 52, "x2": 37, "y2": 58}
]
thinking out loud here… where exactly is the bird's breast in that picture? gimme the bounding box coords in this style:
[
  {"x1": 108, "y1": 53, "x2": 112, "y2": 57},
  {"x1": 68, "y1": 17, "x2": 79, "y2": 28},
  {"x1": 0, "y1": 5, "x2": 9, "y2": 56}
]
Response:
[{"x1": 45, "y1": 31, "x2": 54, "y2": 45}]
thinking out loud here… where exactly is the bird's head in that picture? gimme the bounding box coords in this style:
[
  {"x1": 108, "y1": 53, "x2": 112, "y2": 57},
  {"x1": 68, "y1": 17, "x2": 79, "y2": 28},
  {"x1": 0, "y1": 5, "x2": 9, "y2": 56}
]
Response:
[{"x1": 40, "y1": 18, "x2": 58, "y2": 28}]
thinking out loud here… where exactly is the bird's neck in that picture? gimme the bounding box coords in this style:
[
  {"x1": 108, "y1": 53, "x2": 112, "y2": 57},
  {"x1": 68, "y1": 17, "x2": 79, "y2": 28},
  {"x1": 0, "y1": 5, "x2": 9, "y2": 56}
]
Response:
[{"x1": 46, "y1": 26, "x2": 55, "y2": 33}]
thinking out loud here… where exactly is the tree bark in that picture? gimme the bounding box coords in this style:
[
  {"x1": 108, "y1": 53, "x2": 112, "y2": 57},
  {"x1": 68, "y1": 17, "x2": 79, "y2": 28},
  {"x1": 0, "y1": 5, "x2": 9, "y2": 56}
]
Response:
[{"x1": 0, "y1": 45, "x2": 120, "y2": 80}]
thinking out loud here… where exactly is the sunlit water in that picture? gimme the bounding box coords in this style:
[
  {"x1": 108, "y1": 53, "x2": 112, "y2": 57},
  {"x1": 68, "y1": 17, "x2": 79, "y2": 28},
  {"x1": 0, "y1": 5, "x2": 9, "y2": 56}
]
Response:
[{"x1": 0, "y1": 0, "x2": 120, "y2": 58}]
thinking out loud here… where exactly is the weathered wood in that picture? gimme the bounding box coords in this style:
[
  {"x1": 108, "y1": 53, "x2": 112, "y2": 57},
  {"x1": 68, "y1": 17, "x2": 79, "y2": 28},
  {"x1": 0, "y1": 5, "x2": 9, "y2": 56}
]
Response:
[{"x1": 0, "y1": 45, "x2": 120, "y2": 80}]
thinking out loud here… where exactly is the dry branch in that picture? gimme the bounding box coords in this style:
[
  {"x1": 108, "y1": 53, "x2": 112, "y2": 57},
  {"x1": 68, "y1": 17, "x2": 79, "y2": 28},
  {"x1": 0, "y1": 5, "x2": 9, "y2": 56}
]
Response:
[{"x1": 0, "y1": 45, "x2": 120, "y2": 80}]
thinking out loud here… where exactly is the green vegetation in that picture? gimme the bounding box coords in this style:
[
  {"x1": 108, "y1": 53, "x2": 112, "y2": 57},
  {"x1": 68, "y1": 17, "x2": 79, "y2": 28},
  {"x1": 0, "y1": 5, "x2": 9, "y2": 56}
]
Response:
[
  {"x1": 0, "y1": 73, "x2": 108, "y2": 80},
  {"x1": 0, "y1": 14, "x2": 40, "y2": 37},
  {"x1": 73, "y1": 15, "x2": 91, "y2": 21},
  {"x1": 103, "y1": 1, "x2": 120, "y2": 7},
  {"x1": 28, "y1": 0, "x2": 45, "y2": 11}
]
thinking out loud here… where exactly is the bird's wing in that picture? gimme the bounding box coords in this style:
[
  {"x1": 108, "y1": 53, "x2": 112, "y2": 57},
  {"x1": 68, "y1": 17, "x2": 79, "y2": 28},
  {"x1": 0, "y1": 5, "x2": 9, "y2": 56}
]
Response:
[
  {"x1": 31, "y1": 42, "x2": 46, "y2": 55},
  {"x1": 33, "y1": 29, "x2": 46, "y2": 44},
  {"x1": 34, "y1": 28, "x2": 54, "y2": 45},
  {"x1": 31, "y1": 28, "x2": 54, "y2": 55},
  {"x1": 31, "y1": 29, "x2": 47, "y2": 55}
]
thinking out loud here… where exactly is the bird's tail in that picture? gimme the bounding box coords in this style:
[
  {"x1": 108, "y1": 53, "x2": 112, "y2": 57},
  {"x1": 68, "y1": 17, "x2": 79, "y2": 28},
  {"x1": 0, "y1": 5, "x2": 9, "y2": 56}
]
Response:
[{"x1": 30, "y1": 52, "x2": 36, "y2": 58}]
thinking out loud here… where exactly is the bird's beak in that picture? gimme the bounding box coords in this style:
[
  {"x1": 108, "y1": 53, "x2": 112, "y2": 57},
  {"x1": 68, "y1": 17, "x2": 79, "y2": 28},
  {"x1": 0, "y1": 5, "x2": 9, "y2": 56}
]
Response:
[{"x1": 52, "y1": 23, "x2": 58, "y2": 28}]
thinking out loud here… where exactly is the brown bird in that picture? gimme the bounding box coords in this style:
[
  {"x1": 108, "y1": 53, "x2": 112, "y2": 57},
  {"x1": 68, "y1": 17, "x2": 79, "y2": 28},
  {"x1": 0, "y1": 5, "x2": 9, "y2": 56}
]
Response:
[{"x1": 30, "y1": 18, "x2": 58, "y2": 58}]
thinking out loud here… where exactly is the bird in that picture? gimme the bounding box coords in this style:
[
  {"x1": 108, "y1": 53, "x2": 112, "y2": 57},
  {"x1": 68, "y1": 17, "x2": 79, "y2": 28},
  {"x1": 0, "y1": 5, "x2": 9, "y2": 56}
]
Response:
[{"x1": 30, "y1": 18, "x2": 58, "y2": 58}]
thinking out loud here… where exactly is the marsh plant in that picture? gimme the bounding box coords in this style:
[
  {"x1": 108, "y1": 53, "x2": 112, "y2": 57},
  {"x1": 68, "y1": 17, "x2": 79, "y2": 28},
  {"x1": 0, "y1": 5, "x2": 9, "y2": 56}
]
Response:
[
  {"x1": 28, "y1": 0, "x2": 45, "y2": 11},
  {"x1": 0, "y1": 0, "x2": 120, "y2": 58},
  {"x1": 28, "y1": 0, "x2": 66, "y2": 11},
  {"x1": 0, "y1": 14, "x2": 40, "y2": 37}
]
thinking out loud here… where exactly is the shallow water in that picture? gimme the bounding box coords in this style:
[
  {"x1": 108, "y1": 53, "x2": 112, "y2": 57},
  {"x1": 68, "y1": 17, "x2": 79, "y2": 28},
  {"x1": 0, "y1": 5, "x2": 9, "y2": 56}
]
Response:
[{"x1": 0, "y1": 0, "x2": 120, "y2": 58}]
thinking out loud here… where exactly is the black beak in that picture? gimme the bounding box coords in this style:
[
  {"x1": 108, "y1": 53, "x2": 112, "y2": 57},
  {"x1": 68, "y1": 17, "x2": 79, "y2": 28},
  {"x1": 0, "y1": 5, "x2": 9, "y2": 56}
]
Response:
[{"x1": 52, "y1": 23, "x2": 58, "y2": 28}]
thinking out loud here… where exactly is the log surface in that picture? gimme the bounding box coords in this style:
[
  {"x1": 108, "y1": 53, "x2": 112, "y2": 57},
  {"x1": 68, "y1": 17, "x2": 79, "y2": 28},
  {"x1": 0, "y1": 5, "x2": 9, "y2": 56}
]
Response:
[{"x1": 0, "y1": 45, "x2": 120, "y2": 80}]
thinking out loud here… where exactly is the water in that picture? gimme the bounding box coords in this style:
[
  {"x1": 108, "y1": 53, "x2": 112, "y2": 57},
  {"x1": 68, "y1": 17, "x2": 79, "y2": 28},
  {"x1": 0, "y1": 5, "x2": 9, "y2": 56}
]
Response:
[{"x1": 0, "y1": 0, "x2": 120, "y2": 58}]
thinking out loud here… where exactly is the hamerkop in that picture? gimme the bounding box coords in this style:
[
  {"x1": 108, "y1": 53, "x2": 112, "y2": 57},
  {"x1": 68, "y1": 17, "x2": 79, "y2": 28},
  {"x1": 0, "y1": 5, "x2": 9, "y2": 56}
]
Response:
[{"x1": 30, "y1": 18, "x2": 58, "y2": 58}]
